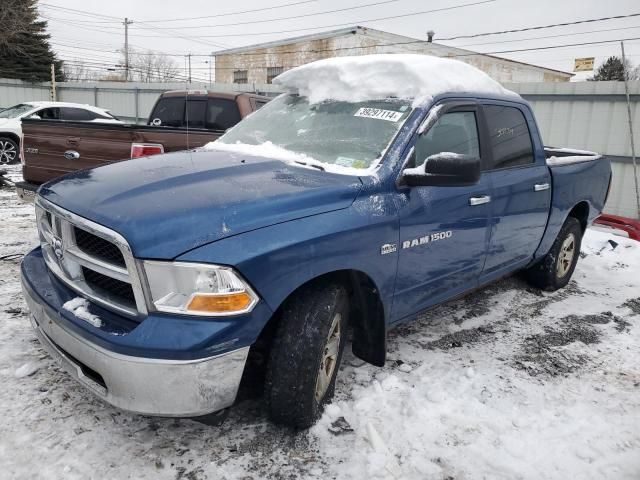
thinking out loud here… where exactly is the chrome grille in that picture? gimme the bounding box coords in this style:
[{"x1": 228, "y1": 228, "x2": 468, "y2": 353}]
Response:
[{"x1": 35, "y1": 197, "x2": 147, "y2": 319}]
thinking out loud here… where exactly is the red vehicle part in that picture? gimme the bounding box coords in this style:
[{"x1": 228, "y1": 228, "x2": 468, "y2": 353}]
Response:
[{"x1": 593, "y1": 214, "x2": 640, "y2": 241}]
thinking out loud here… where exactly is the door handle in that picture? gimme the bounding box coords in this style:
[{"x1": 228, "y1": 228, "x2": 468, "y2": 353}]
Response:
[
  {"x1": 67, "y1": 137, "x2": 80, "y2": 147},
  {"x1": 64, "y1": 150, "x2": 80, "y2": 160},
  {"x1": 469, "y1": 195, "x2": 491, "y2": 206},
  {"x1": 534, "y1": 183, "x2": 550, "y2": 191}
]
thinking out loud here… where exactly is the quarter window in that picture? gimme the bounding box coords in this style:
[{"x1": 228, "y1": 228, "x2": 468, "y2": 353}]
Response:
[
  {"x1": 413, "y1": 111, "x2": 479, "y2": 168},
  {"x1": 483, "y1": 105, "x2": 534, "y2": 169}
]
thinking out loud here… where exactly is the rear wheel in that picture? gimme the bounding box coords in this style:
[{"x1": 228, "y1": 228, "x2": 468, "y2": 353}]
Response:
[
  {"x1": 0, "y1": 137, "x2": 19, "y2": 164},
  {"x1": 265, "y1": 282, "x2": 348, "y2": 429},
  {"x1": 524, "y1": 216, "x2": 582, "y2": 291}
]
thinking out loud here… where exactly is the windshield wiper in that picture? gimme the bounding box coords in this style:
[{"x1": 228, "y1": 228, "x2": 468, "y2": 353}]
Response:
[{"x1": 294, "y1": 160, "x2": 325, "y2": 171}]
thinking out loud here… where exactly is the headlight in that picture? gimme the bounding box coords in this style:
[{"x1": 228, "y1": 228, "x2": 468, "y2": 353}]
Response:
[{"x1": 142, "y1": 261, "x2": 258, "y2": 316}]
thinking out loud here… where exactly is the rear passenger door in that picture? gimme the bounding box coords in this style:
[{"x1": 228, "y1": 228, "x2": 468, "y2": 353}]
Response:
[{"x1": 480, "y1": 102, "x2": 551, "y2": 282}]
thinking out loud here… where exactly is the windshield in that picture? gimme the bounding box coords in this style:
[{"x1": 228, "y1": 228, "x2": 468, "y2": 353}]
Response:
[
  {"x1": 216, "y1": 94, "x2": 412, "y2": 171},
  {"x1": 0, "y1": 104, "x2": 35, "y2": 119}
]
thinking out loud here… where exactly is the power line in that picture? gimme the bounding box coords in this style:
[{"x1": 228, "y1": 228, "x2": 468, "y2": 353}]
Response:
[
  {"x1": 137, "y1": 0, "x2": 319, "y2": 23},
  {"x1": 456, "y1": 24, "x2": 640, "y2": 48},
  {"x1": 44, "y1": 0, "x2": 499, "y2": 40},
  {"x1": 438, "y1": 12, "x2": 640, "y2": 41},
  {"x1": 141, "y1": 0, "x2": 404, "y2": 29},
  {"x1": 38, "y1": 3, "x2": 121, "y2": 21},
  {"x1": 193, "y1": 8, "x2": 640, "y2": 39},
  {"x1": 40, "y1": 0, "x2": 320, "y2": 24}
]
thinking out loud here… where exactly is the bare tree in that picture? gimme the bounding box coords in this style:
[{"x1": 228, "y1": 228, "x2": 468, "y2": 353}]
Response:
[
  {"x1": 62, "y1": 61, "x2": 101, "y2": 82},
  {"x1": 122, "y1": 49, "x2": 180, "y2": 82}
]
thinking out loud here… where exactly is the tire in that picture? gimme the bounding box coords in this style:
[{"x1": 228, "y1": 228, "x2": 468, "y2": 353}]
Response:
[
  {"x1": 524, "y1": 216, "x2": 582, "y2": 291},
  {"x1": 265, "y1": 282, "x2": 348, "y2": 428},
  {"x1": 0, "y1": 137, "x2": 19, "y2": 165}
]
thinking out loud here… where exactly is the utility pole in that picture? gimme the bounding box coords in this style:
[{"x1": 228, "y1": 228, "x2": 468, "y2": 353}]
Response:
[
  {"x1": 187, "y1": 53, "x2": 192, "y2": 84},
  {"x1": 123, "y1": 18, "x2": 133, "y2": 81},
  {"x1": 209, "y1": 53, "x2": 213, "y2": 87},
  {"x1": 50, "y1": 63, "x2": 57, "y2": 101},
  {"x1": 621, "y1": 41, "x2": 640, "y2": 219}
]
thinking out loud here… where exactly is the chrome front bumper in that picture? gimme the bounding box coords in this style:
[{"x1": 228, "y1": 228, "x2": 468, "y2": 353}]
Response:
[{"x1": 22, "y1": 278, "x2": 249, "y2": 417}]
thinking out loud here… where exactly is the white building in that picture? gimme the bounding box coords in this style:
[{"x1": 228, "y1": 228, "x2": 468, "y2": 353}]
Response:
[{"x1": 214, "y1": 26, "x2": 572, "y2": 85}]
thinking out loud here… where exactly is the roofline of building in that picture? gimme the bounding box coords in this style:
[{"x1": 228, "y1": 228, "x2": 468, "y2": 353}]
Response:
[{"x1": 213, "y1": 25, "x2": 572, "y2": 77}]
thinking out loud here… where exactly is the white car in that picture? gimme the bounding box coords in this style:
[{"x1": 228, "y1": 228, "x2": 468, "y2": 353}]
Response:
[{"x1": 0, "y1": 101, "x2": 122, "y2": 164}]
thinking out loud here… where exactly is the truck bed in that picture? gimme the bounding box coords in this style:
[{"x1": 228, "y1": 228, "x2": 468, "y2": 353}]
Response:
[
  {"x1": 544, "y1": 147, "x2": 602, "y2": 166},
  {"x1": 20, "y1": 119, "x2": 222, "y2": 185}
]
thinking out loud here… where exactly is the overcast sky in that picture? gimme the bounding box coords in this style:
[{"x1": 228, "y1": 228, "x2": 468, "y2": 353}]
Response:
[{"x1": 40, "y1": 0, "x2": 640, "y2": 82}]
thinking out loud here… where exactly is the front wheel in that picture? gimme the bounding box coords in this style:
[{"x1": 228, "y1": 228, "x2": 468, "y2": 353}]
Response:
[
  {"x1": 0, "y1": 137, "x2": 19, "y2": 164},
  {"x1": 265, "y1": 282, "x2": 348, "y2": 429},
  {"x1": 524, "y1": 216, "x2": 582, "y2": 291}
]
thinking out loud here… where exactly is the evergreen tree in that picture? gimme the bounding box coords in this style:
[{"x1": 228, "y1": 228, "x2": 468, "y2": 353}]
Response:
[
  {"x1": 591, "y1": 56, "x2": 629, "y2": 81},
  {"x1": 0, "y1": 0, "x2": 64, "y2": 82}
]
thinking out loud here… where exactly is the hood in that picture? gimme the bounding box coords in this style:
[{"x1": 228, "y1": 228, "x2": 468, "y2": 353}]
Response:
[{"x1": 39, "y1": 150, "x2": 363, "y2": 259}]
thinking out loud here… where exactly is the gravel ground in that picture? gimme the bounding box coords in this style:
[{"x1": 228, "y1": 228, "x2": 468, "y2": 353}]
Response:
[{"x1": 1, "y1": 163, "x2": 639, "y2": 480}]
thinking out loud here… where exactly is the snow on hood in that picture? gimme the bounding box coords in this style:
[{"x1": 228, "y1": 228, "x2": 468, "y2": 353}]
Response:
[
  {"x1": 206, "y1": 141, "x2": 366, "y2": 176},
  {"x1": 273, "y1": 54, "x2": 518, "y2": 106}
]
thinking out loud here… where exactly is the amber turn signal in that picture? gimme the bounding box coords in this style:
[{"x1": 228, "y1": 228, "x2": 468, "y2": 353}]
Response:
[{"x1": 187, "y1": 292, "x2": 254, "y2": 313}]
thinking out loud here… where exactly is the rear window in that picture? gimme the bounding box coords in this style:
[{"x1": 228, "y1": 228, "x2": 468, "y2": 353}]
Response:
[
  {"x1": 149, "y1": 97, "x2": 185, "y2": 127},
  {"x1": 206, "y1": 99, "x2": 241, "y2": 130},
  {"x1": 185, "y1": 100, "x2": 207, "y2": 129},
  {"x1": 149, "y1": 96, "x2": 240, "y2": 130}
]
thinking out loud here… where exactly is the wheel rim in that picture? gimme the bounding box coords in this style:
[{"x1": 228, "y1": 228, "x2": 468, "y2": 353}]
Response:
[
  {"x1": 0, "y1": 140, "x2": 17, "y2": 164},
  {"x1": 556, "y1": 233, "x2": 576, "y2": 278},
  {"x1": 315, "y1": 312, "x2": 341, "y2": 402}
]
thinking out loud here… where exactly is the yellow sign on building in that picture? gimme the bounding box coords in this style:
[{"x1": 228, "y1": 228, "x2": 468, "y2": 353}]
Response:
[{"x1": 574, "y1": 57, "x2": 595, "y2": 72}]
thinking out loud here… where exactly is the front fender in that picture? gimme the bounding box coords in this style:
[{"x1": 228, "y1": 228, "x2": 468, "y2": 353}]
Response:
[{"x1": 176, "y1": 194, "x2": 399, "y2": 326}]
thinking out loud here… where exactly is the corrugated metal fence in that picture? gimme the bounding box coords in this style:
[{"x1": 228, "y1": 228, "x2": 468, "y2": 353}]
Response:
[
  {"x1": 0, "y1": 78, "x2": 282, "y2": 123},
  {"x1": 1, "y1": 78, "x2": 639, "y2": 218},
  {"x1": 506, "y1": 81, "x2": 640, "y2": 219}
]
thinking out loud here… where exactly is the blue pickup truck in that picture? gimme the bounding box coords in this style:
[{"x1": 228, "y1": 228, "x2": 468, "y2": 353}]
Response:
[{"x1": 21, "y1": 56, "x2": 612, "y2": 428}]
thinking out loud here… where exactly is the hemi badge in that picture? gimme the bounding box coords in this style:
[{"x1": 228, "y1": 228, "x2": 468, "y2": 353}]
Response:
[{"x1": 380, "y1": 243, "x2": 397, "y2": 255}]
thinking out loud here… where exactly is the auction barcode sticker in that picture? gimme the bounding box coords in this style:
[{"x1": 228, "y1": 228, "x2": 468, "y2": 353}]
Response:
[{"x1": 354, "y1": 107, "x2": 404, "y2": 122}]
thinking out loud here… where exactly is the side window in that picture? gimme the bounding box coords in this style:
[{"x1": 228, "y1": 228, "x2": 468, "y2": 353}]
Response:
[
  {"x1": 185, "y1": 99, "x2": 207, "y2": 128},
  {"x1": 206, "y1": 99, "x2": 241, "y2": 130},
  {"x1": 483, "y1": 105, "x2": 534, "y2": 169},
  {"x1": 60, "y1": 108, "x2": 97, "y2": 121},
  {"x1": 37, "y1": 108, "x2": 60, "y2": 120},
  {"x1": 149, "y1": 97, "x2": 185, "y2": 127},
  {"x1": 413, "y1": 111, "x2": 479, "y2": 168}
]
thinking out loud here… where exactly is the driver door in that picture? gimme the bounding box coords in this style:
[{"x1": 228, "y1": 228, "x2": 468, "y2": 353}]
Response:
[{"x1": 391, "y1": 102, "x2": 492, "y2": 322}]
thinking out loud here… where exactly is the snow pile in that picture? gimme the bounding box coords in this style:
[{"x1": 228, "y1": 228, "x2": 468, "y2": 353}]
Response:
[
  {"x1": 14, "y1": 362, "x2": 40, "y2": 378},
  {"x1": 62, "y1": 297, "x2": 102, "y2": 328},
  {"x1": 547, "y1": 155, "x2": 602, "y2": 166},
  {"x1": 308, "y1": 229, "x2": 640, "y2": 479},
  {"x1": 207, "y1": 141, "x2": 366, "y2": 176},
  {"x1": 274, "y1": 54, "x2": 517, "y2": 105}
]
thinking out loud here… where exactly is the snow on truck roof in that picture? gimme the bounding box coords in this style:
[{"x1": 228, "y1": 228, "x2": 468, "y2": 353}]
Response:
[{"x1": 273, "y1": 54, "x2": 518, "y2": 105}]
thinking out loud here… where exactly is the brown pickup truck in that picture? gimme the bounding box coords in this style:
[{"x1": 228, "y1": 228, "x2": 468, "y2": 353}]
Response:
[{"x1": 15, "y1": 90, "x2": 270, "y2": 201}]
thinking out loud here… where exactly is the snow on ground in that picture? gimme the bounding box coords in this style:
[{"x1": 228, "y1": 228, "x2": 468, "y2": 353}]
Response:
[
  {"x1": 1, "y1": 162, "x2": 639, "y2": 479},
  {"x1": 274, "y1": 54, "x2": 517, "y2": 106}
]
